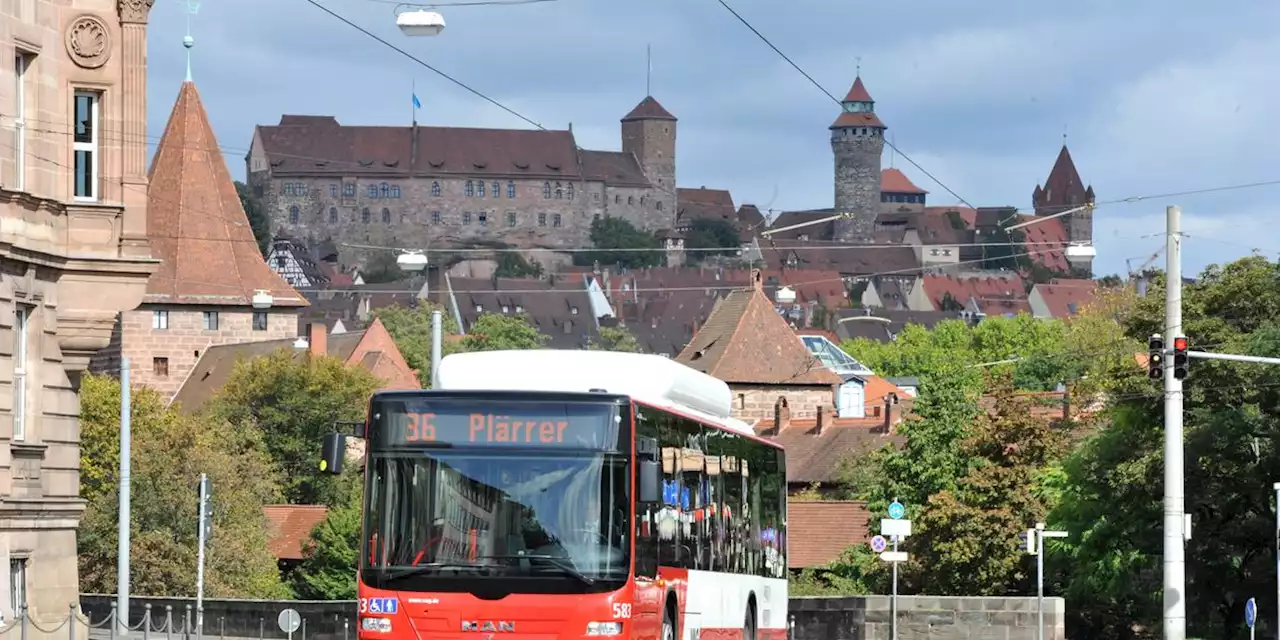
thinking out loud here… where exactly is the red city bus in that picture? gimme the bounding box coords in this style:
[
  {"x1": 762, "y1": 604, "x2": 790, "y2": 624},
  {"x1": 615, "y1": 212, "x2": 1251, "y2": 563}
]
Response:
[{"x1": 320, "y1": 350, "x2": 788, "y2": 640}]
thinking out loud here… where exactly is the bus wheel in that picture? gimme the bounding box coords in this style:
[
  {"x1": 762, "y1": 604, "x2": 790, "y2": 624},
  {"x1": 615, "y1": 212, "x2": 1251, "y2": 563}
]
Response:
[
  {"x1": 662, "y1": 605, "x2": 676, "y2": 640},
  {"x1": 743, "y1": 605, "x2": 757, "y2": 640}
]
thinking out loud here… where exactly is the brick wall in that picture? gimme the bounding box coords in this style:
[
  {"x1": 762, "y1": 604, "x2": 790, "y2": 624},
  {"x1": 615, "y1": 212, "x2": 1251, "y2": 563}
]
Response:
[
  {"x1": 730, "y1": 384, "x2": 836, "y2": 422},
  {"x1": 109, "y1": 306, "x2": 298, "y2": 399}
]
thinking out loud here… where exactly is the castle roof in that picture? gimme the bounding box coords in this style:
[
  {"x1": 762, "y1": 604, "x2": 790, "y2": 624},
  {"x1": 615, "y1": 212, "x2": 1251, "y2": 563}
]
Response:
[
  {"x1": 146, "y1": 82, "x2": 306, "y2": 308},
  {"x1": 842, "y1": 76, "x2": 874, "y2": 103},
  {"x1": 621, "y1": 96, "x2": 677, "y2": 122},
  {"x1": 1032, "y1": 144, "x2": 1095, "y2": 214},
  {"x1": 831, "y1": 76, "x2": 885, "y2": 130}
]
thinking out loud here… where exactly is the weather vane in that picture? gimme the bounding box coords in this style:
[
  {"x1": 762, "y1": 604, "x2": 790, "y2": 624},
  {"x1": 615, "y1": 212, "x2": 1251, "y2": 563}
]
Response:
[{"x1": 179, "y1": 0, "x2": 200, "y2": 81}]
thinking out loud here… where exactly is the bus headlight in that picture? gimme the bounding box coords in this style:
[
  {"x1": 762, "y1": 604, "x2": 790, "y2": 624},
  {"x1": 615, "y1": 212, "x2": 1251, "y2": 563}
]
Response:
[
  {"x1": 585, "y1": 622, "x2": 623, "y2": 636},
  {"x1": 361, "y1": 618, "x2": 392, "y2": 633}
]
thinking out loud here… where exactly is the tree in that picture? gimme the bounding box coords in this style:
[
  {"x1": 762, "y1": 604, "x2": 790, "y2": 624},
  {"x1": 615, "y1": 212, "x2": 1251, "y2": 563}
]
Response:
[
  {"x1": 587, "y1": 326, "x2": 642, "y2": 353},
  {"x1": 373, "y1": 301, "x2": 461, "y2": 387},
  {"x1": 235, "y1": 180, "x2": 271, "y2": 257},
  {"x1": 682, "y1": 218, "x2": 740, "y2": 264},
  {"x1": 459, "y1": 313, "x2": 548, "y2": 351},
  {"x1": 573, "y1": 217, "x2": 661, "y2": 270},
  {"x1": 77, "y1": 374, "x2": 286, "y2": 598},
  {"x1": 495, "y1": 252, "x2": 544, "y2": 278},
  {"x1": 202, "y1": 350, "x2": 381, "y2": 505},
  {"x1": 361, "y1": 252, "x2": 404, "y2": 284},
  {"x1": 291, "y1": 468, "x2": 363, "y2": 599}
]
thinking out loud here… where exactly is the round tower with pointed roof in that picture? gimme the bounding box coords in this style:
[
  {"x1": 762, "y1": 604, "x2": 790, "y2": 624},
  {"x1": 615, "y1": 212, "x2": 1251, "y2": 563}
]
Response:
[{"x1": 830, "y1": 75, "x2": 885, "y2": 243}]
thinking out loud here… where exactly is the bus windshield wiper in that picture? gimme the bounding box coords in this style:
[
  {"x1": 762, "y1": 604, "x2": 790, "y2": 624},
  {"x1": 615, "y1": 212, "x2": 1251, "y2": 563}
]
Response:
[
  {"x1": 382, "y1": 562, "x2": 490, "y2": 581},
  {"x1": 480, "y1": 554, "x2": 595, "y2": 585}
]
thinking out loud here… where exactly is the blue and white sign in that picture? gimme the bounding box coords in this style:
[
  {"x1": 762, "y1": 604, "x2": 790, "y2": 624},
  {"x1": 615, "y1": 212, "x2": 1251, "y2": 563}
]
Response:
[
  {"x1": 360, "y1": 597, "x2": 399, "y2": 615},
  {"x1": 888, "y1": 500, "x2": 906, "y2": 520},
  {"x1": 1245, "y1": 597, "x2": 1257, "y2": 628},
  {"x1": 870, "y1": 535, "x2": 888, "y2": 553}
]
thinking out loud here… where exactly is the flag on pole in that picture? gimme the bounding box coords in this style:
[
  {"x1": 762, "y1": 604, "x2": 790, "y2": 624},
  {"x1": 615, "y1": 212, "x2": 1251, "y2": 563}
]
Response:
[{"x1": 412, "y1": 93, "x2": 422, "y2": 109}]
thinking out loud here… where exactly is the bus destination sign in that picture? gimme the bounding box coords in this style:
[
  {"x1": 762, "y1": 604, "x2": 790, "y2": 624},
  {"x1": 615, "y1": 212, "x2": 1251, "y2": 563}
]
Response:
[{"x1": 376, "y1": 400, "x2": 619, "y2": 450}]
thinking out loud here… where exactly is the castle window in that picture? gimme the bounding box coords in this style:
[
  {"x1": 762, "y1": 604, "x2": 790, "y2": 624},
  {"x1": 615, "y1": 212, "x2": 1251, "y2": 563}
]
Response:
[
  {"x1": 343, "y1": 183, "x2": 356, "y2": 197},
  {"x1": 152, "y1": 357, "x2": 169, "y2": 378},
  {"x1": 656, "y1": 201, "x2": 663, "y2": 211},
  {"x1": 380, "y1": 183, "x2": 390, "y2": 197},
  {"x1": 252, "y1": 312, "x2": 268, "y2": 331},
  {"x1": 478, "y1": 212, "x2": 488, "y2": 226},
  {"x1": 367, "y1": 185, "x2": 378, "y2": 198},
  {"x1": 431, "y1": 182, "x2": 441, "y2": 197},
  {"x1": 329, "y1": 207, "x2": 338, "y2": 223},
  {"x1": 593, "y1": 214, "x2": 600, "y2": 222},
  {"x1": 615, "y1": 195, "x2": 620, "y2": 204},
  {"x1": 492, "y1": 181, "x2": 501, "y2": 198},
  {"x1": 508, "y1": 182, "x2": 516, "y2": 198},
  {"x1": 507, "y1": 212, "x2": 517, "y2": 227},
  {"x1": 12, "y1": 305, "x2": 28, "y2": 441},
  {"x1": 465, "y1": 181, "x2": 475, "y2": 197},
  {"x1": 390, "y1": 185, "x2": 401, "y2": 198},
  {"x1": 431, "y1": 211, "x2": 441, "y2": 225},
  {"x1": 152, "y1": 310, "x2": 168, "y2": 330},
  {"x1": 330, "y1": 184, "x2": 338, "y2": 198},
  {"x1": 463, "y1": 212, "x2": 472, "y2": 225},
  {"x1": 552, "y1": 213, "x2": 562, "y2": 228},
  {"x1": 283, "y1": 183, "x2": 294, "y2": 196},
  {"x1": 628, "y1": 196, "x2": 634, "y2": 205},
  {"x1": 538, "y1": 213, "x2": 547, "y2": 227},
  {"x1": 362, "y1": 208, "x2": 371, "y2": 224},
  {"x1": 554, "y1": 182, "x2": 563, "y2": 199},
  {"x1": 567, "y1": 183, "x2": 575, "y2": 200},
  {"x1": 289, "y1": 206, "x2": 300, "y2": 224},
  {"x1": 543, "y1": 182, "x2": 551, "y2": 199},
  {"x1": 382, "y1": 208, "x2": 391, "y2": 224},
  {"x1": 477, "y1": 181, "x2": 486, "y2": 198},
  {"x1": 203, "y1": 311, "x2": 219, "y2": 331}
]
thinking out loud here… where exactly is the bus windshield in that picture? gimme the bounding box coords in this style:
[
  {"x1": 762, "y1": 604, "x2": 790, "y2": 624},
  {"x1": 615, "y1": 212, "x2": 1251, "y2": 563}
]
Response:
[{"x1": 361, "y1": 396, "x2": 631, "y2": 594}]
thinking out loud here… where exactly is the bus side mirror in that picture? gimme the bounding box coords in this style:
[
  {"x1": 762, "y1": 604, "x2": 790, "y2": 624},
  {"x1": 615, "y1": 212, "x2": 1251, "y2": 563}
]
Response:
[
  {"x1": 320, "y1": 433, "x2": 345, "y2": 475},
  {"x1": 639, "y1": 459, "x2": 661, "y2": 503}
]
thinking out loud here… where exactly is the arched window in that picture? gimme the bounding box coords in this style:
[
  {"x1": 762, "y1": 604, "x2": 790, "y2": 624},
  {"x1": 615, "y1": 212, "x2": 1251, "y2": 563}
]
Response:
[
  {"x1": 361, "y1": 208, "x2": 371, "y2": 224},
  {"x1": 288, "y1": 206, "x2": 300, "y2": 224},
  {"x1": 367, "y1": 185, "x2": 378, "y2": 198},
  {"x1": 390, "y1": 185, "x2": 401, "y2": 198},
  {"x1": 382, "y1": 208, "x2": 391, "y2": 224},
  {"x1": 554, "y1": 182, "x2": 563, "y2": 199},
  {"x1": 465, "y1": 181, "x2": 475, "y2": 197},
  {"x1": 431, "y1": 182, "x2": 441, "y2": 197},
  {"x1": 477, "y1": 181, "x2": 486, "y2": 198},
  {"x1": 566, "y1": 183, "x2": 575, "y2": 200},
  {"x1": 380, "y1": 183, "x2": 390, "y2": 197},
  {"x1": 507, "y1": 181, "x2": 516, "y2": 198},
  {"x1": 492, "y1": 181, "x2": 501, "y2": 198},
  {"x1": 328, "y1": 207, "x2": 338, "y2": 223},
  {"x1": 542, "y1": 182, "x2": 551, "y2": 199},
  {"x1": 656, "y1": 201, "x2": 663, "y2": 211}
]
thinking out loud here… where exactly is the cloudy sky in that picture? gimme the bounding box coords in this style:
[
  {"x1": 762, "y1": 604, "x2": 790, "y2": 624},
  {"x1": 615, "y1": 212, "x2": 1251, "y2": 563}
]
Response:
[{"x1": 143, "y1": 0, "x2": 1280, "y2": 278}]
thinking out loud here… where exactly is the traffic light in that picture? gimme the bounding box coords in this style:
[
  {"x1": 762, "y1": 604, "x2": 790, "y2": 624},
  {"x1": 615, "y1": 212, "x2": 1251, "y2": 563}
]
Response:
[
  {"x1": 1148, "y1": 334, "x2": 1164, "y2": 379},
  {"x1": 1173, "y1": 336, "x2": 1189, "y2": 380}
]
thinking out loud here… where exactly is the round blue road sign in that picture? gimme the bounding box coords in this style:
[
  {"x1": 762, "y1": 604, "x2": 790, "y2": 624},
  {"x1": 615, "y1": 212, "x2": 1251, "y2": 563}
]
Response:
[
  {"x1": 888, "y1": 501, "x2": 906, "y2": 520},
  {"x1": 1246, "y1": 597, "x2": 1257, "y2": 628},
  {"x1": 870, "y1": 535, "x2": 888, "y2": 553}
]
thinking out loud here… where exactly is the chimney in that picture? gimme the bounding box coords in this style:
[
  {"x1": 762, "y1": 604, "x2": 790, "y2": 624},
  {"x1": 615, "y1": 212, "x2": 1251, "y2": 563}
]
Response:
[
  {"x1": 751, "y1": 268, "x2": 763, "y2": 292},
  {"x1": 814, "y1": 405, "x2": 826, "y2": 435},
  {"x1": 309, "y1": 322, "x2": 328, "y2": 356},
  {"x1": 883, "y1": 393, "x2": 899, "y2": 433},
  {"x1": 773, "y1": 397, "x2": 791, "y2": 434}
]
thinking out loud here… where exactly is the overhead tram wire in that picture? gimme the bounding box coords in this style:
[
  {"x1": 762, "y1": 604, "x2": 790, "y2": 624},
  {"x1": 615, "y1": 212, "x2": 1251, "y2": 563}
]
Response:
[{"x1": 709, "y1": 0, "x2": 973, "y2": 209}]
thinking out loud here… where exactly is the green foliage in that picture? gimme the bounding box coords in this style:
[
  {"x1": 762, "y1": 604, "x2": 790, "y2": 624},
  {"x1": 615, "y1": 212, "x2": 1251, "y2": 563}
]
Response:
[
  {"x1": 1051, "y1": 256, "x2": 1280, "y2": 639},
  {"x1": 202, "y1": 350, "x2": 381, "y2": 505},
  {"x1": 587, "y1": 326, "x2": 642, "y2": 353},
  {"x1": 574, "y1": 217, "x2": 661, "y2": 270},
  {"x1": 361, "y1": 253, "x2": 405, "y2": 284},
  {"x1": 495, "y1": 253, "x2": 544, "y2": 278},
  {"x1": 459, "y1": 313, "x2": 548, "y2": 351},
  {"x1": 77, "y1": 374, "x2": 287, "y2": 598},
  {"x1": 373, "y1": 302, "x2": 461, "y2": 387},
  {"x1": 292, "y1": 468, "x2": 363, "y2": 599},
  {"x1": 982, "y1": 227, "x2": 1031, "y2": 272},
  {"x1": 235, "y1": 180, "x2": 270, "y2": 257},
  {"x1": 682, "y1": 218, "x2": 740, "y2": 264}
]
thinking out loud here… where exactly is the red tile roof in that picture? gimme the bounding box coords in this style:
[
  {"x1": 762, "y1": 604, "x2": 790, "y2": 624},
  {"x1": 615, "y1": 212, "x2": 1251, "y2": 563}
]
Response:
[
  {"x1": 919, "y1": 273, "x2": 1031, "y2": 316},
  {"x1": 1033, "y1": 145, "x2": 1095, "y2": 216},
  {"x1": 264, "y1": 505, "x2": 329, "y2": 561},
  {"x1": 787, "y1": 501, "x2": 872, "y2": 568},
  {"x1": 881, "y1": 168, "x2": 927, "y2": 194},
  {"x1": 147, "y1": 83, "x2": 306, "y2": 307},
  {"x1": 924, "y1": 206, "x2": 977, "y2": 227},
  {"x1": 677, "y1": 187, "x2": 737, "y2": 228},
  {"x1": 1012, "y1": 214, "x2": 1072, "y2": 273},
  {"x1": 843, "y1": 77, "x2": 874, "y2": 103},
  {"x1": 831, "y1": 111, "x2": 886, "y2": 130},
  {"x1": 1031, "y1": 279, "x2": 1097, "y2": 318},
  {"x1": 760, "y1": 419, "x2": 902, "y2": 483},
  {"x1": 622, "y1": 96, "x2": 677, "y2": 122},
  {"x1": 676, "y1": 271, "x2": 843, "y2": 386}
]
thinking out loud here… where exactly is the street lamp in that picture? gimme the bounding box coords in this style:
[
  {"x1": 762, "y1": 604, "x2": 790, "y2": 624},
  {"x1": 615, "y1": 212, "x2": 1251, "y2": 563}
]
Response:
[
  {"x1": 251, "y1": 289, "x2": 273, "y2": 309},
  {"x1": 395, "y1": 4, "x2": 446, "y2": 37},
  {"x1": 1022, "y1": 523, "x2": 1068, "y2": 640},
  {"x1": 397, "y1": 250, "x2": 429, "y2": 272},
  {"x1": 775, "y1": 285, "x2": 796, "y2": 305}
]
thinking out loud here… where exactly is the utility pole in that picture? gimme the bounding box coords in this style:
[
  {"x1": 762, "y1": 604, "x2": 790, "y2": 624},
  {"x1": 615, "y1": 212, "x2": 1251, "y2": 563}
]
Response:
[
  {"x1": 1163, "y1": 204, "x2": 1186, "y2": 640},
  {"x1": 116, "y1": 357, "x2": 131, "y2": 636},
  {"x1": 430, "y1": 310, "x2": 443, "y2": 388},
  {"x1": 196, "y1": 474, "x2": 211, "y2": 639}
]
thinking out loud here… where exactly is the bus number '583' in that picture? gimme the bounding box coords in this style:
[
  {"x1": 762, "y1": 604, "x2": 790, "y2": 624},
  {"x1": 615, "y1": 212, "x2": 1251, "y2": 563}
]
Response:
[{"x1": 612, "y1": 604, "x2": 632, "y2": 619}]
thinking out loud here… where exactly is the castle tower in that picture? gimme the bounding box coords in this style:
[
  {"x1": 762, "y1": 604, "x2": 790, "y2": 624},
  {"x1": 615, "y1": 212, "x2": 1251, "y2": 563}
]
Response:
[
  {"x1": 90, "y1": 79, "x2": 308, "y2": 398},
  {"x1": 1032, "y1": 144, "x2": 1095, "y2": 269},
  {"x1": 622, "y1": 96, "x2": 677, "y2": 225},
  {"x1": 831, "y1": 76, "x2": 886, "y2": 243}
]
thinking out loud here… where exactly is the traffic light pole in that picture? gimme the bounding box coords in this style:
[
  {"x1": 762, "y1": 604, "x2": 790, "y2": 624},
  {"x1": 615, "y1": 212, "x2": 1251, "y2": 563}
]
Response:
[{"x1": 1163, "y1": 204, "x2": 1187, "y2": 640}]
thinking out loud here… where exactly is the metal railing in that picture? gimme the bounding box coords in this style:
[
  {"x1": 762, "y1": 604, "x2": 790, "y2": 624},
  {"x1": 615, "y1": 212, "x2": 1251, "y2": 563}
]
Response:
[{"x1": 0, "y1": 603, "x2": 353, "y2": 640}]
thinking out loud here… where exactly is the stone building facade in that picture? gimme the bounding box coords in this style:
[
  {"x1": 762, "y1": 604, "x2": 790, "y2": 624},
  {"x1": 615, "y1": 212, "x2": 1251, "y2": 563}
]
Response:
[
  {"x1": 245, "y1": 97, "x2": 681, "y2": 267},
  {"x1": 830, "y1": 76, "x2": 885, "y2": 243},
  {"x1": 89, "y1": 78, "x2": 306, "y2": 399},
  {"x1": 0, "y1": 0, "x2": 161, "y2": 631}
]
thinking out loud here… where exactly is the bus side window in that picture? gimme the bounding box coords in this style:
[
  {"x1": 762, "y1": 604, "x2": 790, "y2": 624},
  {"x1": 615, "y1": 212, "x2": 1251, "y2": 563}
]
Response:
[{"x1": 634, "y1": 409, "x2": 660, "y2": 579}]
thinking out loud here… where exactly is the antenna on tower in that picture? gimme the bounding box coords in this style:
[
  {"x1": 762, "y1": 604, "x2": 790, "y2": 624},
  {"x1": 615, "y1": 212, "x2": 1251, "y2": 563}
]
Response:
[
  {"x1": 646, "y1": 43, "x2": 652, "y2": 96},
  {"x1": 855, "y1": 56, "x2": 862, "y2": 77}
]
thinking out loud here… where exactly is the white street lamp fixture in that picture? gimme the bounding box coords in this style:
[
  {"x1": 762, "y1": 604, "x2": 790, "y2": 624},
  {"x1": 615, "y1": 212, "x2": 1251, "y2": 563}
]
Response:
[
  {"x1": 396, "y1": 5, "x2": 446, "y2": 37},
  {"x1": 397, "y1": 250, "x2": 429, "y2": 272},
  {"x1": 251, "y1": 289, "x2": 274, "y2": 309},
  {"x1": 1065, "y1": 242, "x2": 1097, "y2": 260},
  {"x1": 293, "y1": 337, "x2": 309, "y2": 350},
  {"x1": 775, "y1": 286, "x2": 796, "y2": 305}
]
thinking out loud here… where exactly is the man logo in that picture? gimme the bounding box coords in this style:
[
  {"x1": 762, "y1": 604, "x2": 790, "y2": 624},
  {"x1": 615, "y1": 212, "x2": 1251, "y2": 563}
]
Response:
[{"x1": 461, "y1": 621, "x2": 515, "y2": 632}]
